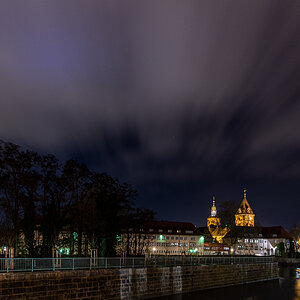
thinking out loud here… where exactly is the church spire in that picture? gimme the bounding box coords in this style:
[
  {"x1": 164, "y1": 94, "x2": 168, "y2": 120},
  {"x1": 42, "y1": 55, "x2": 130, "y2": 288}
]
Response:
[
  {"x1": 244, "y1": 188, "x2": 247, "y2": 200},
  {"x1": 211, "y1": 196, "x2": 217, "y2": 216},
  {"x1": 207, "y1": 195, "x2": 220, "y2": 228}
]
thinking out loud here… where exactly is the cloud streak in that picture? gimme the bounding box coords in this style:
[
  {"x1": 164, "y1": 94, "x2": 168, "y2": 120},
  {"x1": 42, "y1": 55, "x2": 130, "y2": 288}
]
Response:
[{"x1": 0, "y1": 0, "x2": 299, "y2": 225}]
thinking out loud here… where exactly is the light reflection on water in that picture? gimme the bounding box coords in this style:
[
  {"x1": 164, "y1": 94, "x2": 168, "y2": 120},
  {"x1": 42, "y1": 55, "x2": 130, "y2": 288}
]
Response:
[{"x1": 154, "y1": 267, "x2": 300, "y2": 300}]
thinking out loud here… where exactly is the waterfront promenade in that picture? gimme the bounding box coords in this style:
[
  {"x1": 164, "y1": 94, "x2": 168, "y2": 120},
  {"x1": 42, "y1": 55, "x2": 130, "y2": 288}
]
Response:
[{"x1": 0, "y1": 256, "x2": 278, "y2": 299}]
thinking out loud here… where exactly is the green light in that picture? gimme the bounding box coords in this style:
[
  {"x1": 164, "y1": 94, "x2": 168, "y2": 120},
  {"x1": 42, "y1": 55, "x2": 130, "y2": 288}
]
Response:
[
  {"x1": 158, "y1": 235, "x2": 165, "y2": 241},
  {"x1": 198, "y1": 236, "x2": 204, "y2": 245},
  {"x1": 116, "y1": 235, "x2": 121, "y2": 241},
  {"x1": 73, "y1": 232, "x2": 78, "y2": 241}
]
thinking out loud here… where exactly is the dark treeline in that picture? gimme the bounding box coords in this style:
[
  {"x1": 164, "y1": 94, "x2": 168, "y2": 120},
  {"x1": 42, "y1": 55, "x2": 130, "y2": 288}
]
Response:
[{"x1": 0, "y1": 140, "x2": 154, "y2": 257}]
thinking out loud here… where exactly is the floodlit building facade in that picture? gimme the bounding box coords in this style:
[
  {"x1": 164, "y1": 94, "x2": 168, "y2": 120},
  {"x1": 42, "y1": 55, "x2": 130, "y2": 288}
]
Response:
[
  {"x1": 235, "y1": 189, "x2": 255, "y2": 227},
  {"x1": 207, "y1": 197, "x2": 229, "y2": 243}
]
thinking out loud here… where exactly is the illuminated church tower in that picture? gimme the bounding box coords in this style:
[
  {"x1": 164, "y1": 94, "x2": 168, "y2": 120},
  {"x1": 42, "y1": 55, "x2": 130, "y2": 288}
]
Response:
[
  {"x1": 207, "y1": 197, "x2": 220, "y2": 228},
  {"x1": 235, "y1": 189, "x2": 255, "y2": 227},
  {"x1": 207, "y1": 197, "x2": 229, "y2": 243}
]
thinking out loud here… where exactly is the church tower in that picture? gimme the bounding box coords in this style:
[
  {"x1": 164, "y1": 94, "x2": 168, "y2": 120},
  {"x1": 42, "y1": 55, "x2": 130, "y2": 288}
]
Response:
[
  {"x1": 207, "y1": 196, "x2": 220, "y2": 228},
  {"x1": 235, "y1": 189, "x2": 255, "y2": 227}
]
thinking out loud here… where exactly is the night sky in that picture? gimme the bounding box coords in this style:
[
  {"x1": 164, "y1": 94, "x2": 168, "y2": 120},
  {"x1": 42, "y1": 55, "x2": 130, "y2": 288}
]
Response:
[{"x1": 0, "y1": 1, "x2": 299, "y2": 228}]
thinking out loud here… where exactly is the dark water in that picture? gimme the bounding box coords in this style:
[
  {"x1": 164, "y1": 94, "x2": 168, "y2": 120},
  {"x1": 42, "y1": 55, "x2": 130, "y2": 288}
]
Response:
[{"x1": 155, "y1": 267, "x2": 300, "y2": 300}]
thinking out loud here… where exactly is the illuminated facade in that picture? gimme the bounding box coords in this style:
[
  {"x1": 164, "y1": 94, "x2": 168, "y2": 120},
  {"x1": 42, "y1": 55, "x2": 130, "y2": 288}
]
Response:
[
  {"x1": 207, "y1": 197, "x2": 220, "y2": 228},
  {"x1": 235, "y1": 189, "x2": 255, "y2": 227},
  {"x1": 207, "y1": 197, "x2": 229, "y2": 243}
]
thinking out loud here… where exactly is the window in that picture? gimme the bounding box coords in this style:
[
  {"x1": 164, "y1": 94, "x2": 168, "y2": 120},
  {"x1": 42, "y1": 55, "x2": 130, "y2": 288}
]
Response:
[
  {"x1": 175, "y1": 237, "x2": 178, "y2": 240},
  {"x1": 177, "y1": 230, "x2": 181, "y2": 233},
  {"x1": 166, "y1": 236, "x2": 169, "y2": 240},
  {"x1": 168, "y1": 229, "x2": 172, "y2": 233},
  {"x1": 191, "y1": 237, "x2": 195, "y2": 241},
  {"x1": 184, "y1": 237, "x2": 187, "y2": 240},
  {"x1": 272, "y1": 234, "x2": 277, "y2": 237},
  {"x1": 149, "y1": 229, "x2": 154, "y2": 232},
  {"x1": 244, "y1": 239, "x2": 248, "y2": 243},
  {"x1": 185, "y1": 230, "x2": 193, "y2": 234},
  {"x1": 180, "y1": 237, "x2": 183, "y2": 240},
  {"x1": 158, "y1": 229, "x2": 163, "y2": 233},
  {"x1": 171, "y1": 236, "x2": 174, "y2": 240}
]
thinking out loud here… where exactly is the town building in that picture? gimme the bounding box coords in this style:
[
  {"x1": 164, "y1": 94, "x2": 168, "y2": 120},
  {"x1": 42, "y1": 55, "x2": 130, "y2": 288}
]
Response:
[
  {"x1": 116, "y1": 221, "x2": 206, "y2": 256},
  {"x1": 228, "y1": 226, "x2": 291, "y2": 256}
]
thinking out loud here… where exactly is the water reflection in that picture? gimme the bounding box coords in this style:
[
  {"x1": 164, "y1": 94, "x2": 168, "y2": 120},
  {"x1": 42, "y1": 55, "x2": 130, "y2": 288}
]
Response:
[{"x1": 154, "y1": 267, "x2": 300, "y2": 300}]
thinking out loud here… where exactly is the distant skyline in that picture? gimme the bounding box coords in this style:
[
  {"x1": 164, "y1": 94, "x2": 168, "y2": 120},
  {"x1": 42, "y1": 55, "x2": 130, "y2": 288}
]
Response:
[{"x1": 0, "y1": 1, "x2": 299, "y2": 228}]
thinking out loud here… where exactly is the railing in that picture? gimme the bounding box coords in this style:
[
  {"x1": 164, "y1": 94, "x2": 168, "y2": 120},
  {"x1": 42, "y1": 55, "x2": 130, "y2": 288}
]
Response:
[{"x1": 0, "y1": 256, "x2": 274, "y2": 273}]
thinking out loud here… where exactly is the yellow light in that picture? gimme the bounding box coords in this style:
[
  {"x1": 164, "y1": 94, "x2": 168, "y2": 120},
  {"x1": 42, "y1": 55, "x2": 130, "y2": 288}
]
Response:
[{"x1": 153, "y1": 247, "x2": 156, "y2": 251}]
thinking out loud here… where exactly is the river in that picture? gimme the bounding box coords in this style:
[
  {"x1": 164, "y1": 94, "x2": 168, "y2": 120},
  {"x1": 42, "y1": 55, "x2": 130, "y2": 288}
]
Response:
[{"x1": 154, "y1": 267, "x2": 300, "y2": 300}]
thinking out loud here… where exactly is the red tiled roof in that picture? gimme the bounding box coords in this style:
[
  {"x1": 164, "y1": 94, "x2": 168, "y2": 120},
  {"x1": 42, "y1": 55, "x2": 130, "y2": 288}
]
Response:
[{"x1": 260, "y1": 226, "x2": 291, "y2": 239}]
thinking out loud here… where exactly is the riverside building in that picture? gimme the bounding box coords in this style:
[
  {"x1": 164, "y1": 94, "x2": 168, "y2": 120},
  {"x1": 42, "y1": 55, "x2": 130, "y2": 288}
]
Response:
[{"x1": 116, "y1": 221, "x2": 206, "y2": 256}]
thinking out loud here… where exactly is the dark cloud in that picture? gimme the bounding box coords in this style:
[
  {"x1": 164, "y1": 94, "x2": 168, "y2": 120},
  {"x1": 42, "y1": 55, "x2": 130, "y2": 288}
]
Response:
[{"x1": 0, "y1": 0, "x2": 299, "y2": 227}]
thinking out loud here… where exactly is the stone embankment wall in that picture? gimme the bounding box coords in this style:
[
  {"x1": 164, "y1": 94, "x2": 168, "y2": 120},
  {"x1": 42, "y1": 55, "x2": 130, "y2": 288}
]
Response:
[
  {"x1": 275, "y1": 257, "x2": 300, "y2": 266},
  {"x1": 0, "y1": 263, "x2": 278, "y2": 299}
]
